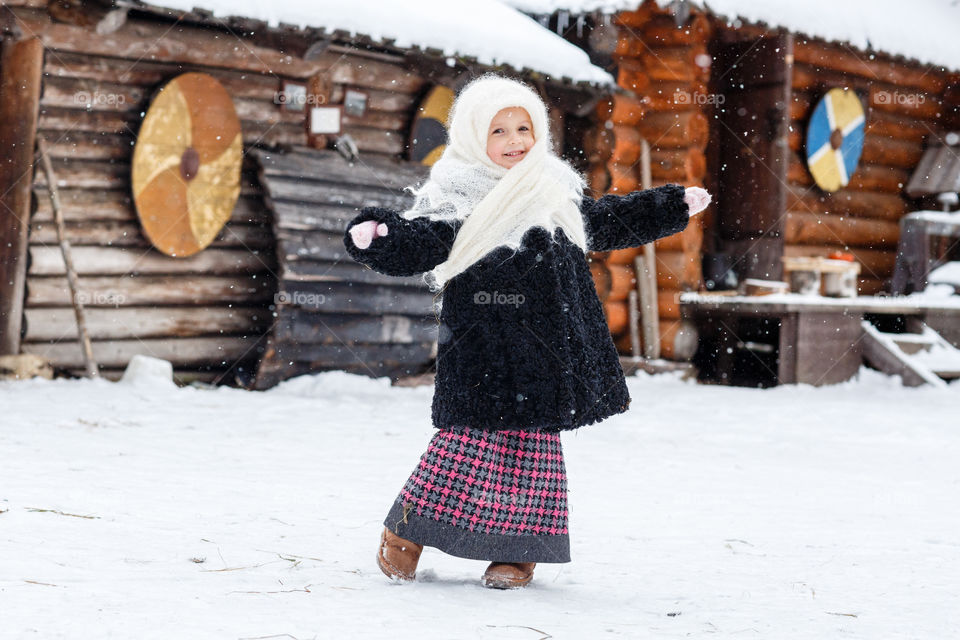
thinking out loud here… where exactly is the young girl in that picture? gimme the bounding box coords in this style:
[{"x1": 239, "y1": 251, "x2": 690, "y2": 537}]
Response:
[{"x1": 344, "y1": 74, "x2": 710, "y2": 589}]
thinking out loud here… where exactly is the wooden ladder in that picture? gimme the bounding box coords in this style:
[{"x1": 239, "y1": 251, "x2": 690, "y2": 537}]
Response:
[{"x1": 861, "y1": 321, "x2": 960, "y2": 388}]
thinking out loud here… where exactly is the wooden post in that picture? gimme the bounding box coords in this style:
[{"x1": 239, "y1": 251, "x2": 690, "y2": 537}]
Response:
[
  {"x1": 0, "y1": 36, "x2": 43, "y2": 355},
  {"x1": 37, "y1": 137, "x2": 99, "y2": 378},
  {"x1": 636, "y1": 137, "x2": 661, "y2": 358}
]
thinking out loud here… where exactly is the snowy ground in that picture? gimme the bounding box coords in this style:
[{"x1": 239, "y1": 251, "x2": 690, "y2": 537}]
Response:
[{"x1": 2, "y1": 367, "x2": 959, "y2": 639}]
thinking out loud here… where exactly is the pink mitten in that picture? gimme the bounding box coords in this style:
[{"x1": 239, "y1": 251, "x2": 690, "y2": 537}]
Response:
[
  {"x1": 348, "y1": 219, "x2": 388, "y2": 249},
  {"x1": 684, "y1": 187, "x2": 711, "y2": 216}
]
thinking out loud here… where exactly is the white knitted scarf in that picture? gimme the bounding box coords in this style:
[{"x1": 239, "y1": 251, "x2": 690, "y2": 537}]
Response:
[{"x1": 400, "y1": 74, "x2": 588, "y2": 292}]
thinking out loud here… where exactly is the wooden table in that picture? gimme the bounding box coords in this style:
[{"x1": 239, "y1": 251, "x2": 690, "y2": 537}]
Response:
[{"x1": 679, "y1": 292, "x2": 960, "y2": 386}]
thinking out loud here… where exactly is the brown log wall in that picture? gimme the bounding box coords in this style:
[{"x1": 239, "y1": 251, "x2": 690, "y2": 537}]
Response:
[
  {"x1": 786, "y1": 39, "x2": 952, "y2": 294},
  {"x1": 8, "y1": 6, "x2": 428, "y2": 383},
  {"x1": 588, "y1": 1, "x2": 709, "y2": 360}
]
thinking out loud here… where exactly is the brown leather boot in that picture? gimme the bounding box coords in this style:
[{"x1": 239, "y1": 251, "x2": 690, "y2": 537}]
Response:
[
  {"x1": 376, "y1": 527, "x2": 423, "y2": 581},
  {"x1": 482, "y1": 562, "x2": 536, "y2": 589}
]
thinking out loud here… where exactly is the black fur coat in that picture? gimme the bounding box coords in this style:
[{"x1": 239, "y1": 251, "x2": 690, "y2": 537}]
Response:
[{"x1": 343, "y1": 183, "x2": 690, "y2": 432}]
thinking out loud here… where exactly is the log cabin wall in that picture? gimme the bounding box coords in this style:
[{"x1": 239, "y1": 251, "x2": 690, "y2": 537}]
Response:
[
  {"x1": 6, "y1": 5, "x2": 430, "y2": 384},
  {"x1": 585, "y1": 1, "x2": 709, "y2": 360},
  {"x1": 784, "y1": 38, "x2": 953, "y2": 295}
]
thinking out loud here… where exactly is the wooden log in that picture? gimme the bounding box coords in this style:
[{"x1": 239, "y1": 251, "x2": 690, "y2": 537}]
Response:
[
  {"x1": 257, "y1": 147, "x2": 428, "y2": 191},
  {"x1": 614, "y1": 318, "x2": 698, "y2": 361},
  {"x1": 640, "y1": 79, "x2": 708, "y2": 111},
  {"x1": 607, "y1": 263, "x2": 636, "y2": 302},
  {"x1": 26, "y1": 274, "x2": 276, "y2": 307},
  {"x1": 610, "y1": 125, "x2": 643, "y2": 166},
  {"x1": 641, "y1": 13, "x2": 711, "y2": 46},
  {"x1": 846, "y1": 164, "x2": 910, "y2": 195},
  {"x1": 33, "y1": 189, "x2": 269, "y2": 225},
  {"x1": 266, "y1": 178, "x2": 410, "y2": 210},
  {"x1": 11, "y1": 8, "x2": 325, "y2": 78},
  {"x1": 603, "y1": 299, "x2": 628, "y2": 334},
  {"x1": 23, "y1": 306, "x2": 271, "y2": 341},
  {"x1": 280, "y1": 258, "x2": 424, "y2": 289},
  {"x1": 864, "y1": 109, "x2": 934, "y2": 145},
  {"x1": 0, "y1": 36, "x2": 43, "y2": 355},
  {"x1": 606, "y1": 162, "x2": 638, "y2": 194},
  {"x1": 785, "y1": 185, "x2": 908, "y2": 221},
  {"x1": 656, "y1": 249, "x2": 700, "y2": 289},
  {"x1": 650, "y1": 147, "x2": 706, "y2": 182},
  {"x1": 782, "y1": 244, "x2": 897, "y2": 278},
  {"x1": 256, "y1": 342, "x2": 433, "y2": 380},
  {"x1": 273, "y1": 310, "x2": 436, "y2": 345},
  {"x1": 637, "y1": 46, "x2": 709, "y2": 83},
  {"x1": 636, "y1": 110, "x2": 709, "y2": 148},
  {"x1": 792, "y1": 39, "x2": 948, "y2": 93},
  {"x1": 27, "y1": 246, "x2": 276, "y2": 276},
  {"x1": 278, "y1": 279, "x2": 433, "y2": 316},
  {"x1": 30, "y1": 220, "x2": 271, "y2": 249},
  {"x1": 21, "y1": 336, "x2": 262, "y2": 369},
  {"x1": 616, "y1": 58, "x2": 652, "y2": 93},
  {"x1": 340, "y1": 125, "x2": 406, "y2": 156},
  {"x1": 606, "y1": 246, "x2": 641, "y2": 266},
  {"x1": 587, "y1": 165, "x2": 610, "y2": 194},
  {"x1": 44, "y1": 52, "x2": 282, "y2": 98},
  {"x1": 861, "y1": 132, "x2": 924, "y2": 169},
  {"x1": 39, "y1": 130, "x2": 134, "y2": 161},
  {"x1": 654, "y1": 215, "x2": 702, "y2": 253},
  {"x1": 36, "y1": 136, "x2": 99, "y2": 377},
  {"x1": 610, "y1": 92, "x2": 647, "y2": 126},
  {"x1": 659, "y1": 289, "x2": 681, "y2": 320},
  {"x1": 784, "y1": 211, "x2": 900, "y2": 248}
]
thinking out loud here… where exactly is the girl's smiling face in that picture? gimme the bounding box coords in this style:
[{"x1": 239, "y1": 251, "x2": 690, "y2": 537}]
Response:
[{"x1": 486, "y1": 107, "x2": 535, "y2": 169}]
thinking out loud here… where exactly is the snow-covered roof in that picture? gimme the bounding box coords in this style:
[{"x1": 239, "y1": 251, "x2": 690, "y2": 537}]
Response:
[
  {"x1": 137, "y1": 0, "x2": 614, "y2": 85},
  {"x1": 504, "y1": 0, "x2": 960, "y2": 72}
]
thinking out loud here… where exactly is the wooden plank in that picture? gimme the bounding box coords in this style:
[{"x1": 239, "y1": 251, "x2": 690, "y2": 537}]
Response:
[
  {"x1": 33, "y1": 189, "x2": 270, "y2": 224},
  {"x1": 27, "y1": 246, "x2": 276, "y2": 276},
  {"x1": 23, "y1": 305, "x2": 271, "y2": 341},
  {"x1": 273, "y1": 310, "x2": 436, "y2": 344},
  {"x1": 253, "y1": 342, "x2": 433, "y2": 389},
  {"x1": 0, "y1": 36, "x2": 44, "y2": 355},
  {"x1": 21, "y1": 335, "x2": 263, "y2": 368},
  {"x1": 794, "y1": 311, "x2": 863, "y2": 385},
  {"x1": 281, "y1": 257, "x2": 424, "y2": 289},
  {"x1": 278, "y1": 279, "x2": 435, "y2": 315},
  {"x1": 29, "y1": 220, "x2": 272, "y2": 249},
  {"x1": 255, "y1": 147, "x2": 429, "y2": 191},
  {"x1": 26, "y1": 274, "x2": 276, "y2": 306},
  {"x1": 265, "y1": 178, "x2": 412, "y2": 209}
]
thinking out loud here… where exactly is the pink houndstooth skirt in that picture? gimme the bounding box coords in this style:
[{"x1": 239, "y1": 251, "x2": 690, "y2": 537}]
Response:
[{"x1": 383, "y1": 426, "x2": 571, "y2": 563}]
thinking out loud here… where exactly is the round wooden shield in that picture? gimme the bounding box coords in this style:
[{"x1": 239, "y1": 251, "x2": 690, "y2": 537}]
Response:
[
  {"x1": 409, "y1": 85, "x2": 454, "y2": 166},
  {"x1": 132, "y1": 72, "x2": 242, "y2": 257},
  {"x1": 805, "y1": 88, "x2": 866, "y2": 192}
]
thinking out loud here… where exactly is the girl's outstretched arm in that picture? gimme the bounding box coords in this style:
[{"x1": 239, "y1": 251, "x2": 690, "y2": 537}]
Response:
[
  {"x1": 343, "y1": 207, "x2": 460, "y2": 277},
  {"x1": 581, "y1": 184, "x2": 708, "y2": 252}
]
